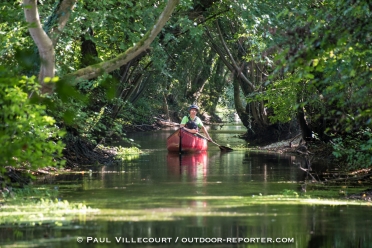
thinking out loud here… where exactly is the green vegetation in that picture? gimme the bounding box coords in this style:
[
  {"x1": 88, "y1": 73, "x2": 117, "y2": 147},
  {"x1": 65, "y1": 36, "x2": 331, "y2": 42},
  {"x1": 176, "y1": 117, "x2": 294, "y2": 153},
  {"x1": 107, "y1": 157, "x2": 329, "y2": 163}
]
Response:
[
  {"x1": 1, "y1": 185, "x2": 367, "y2": 227},
  {"x1": 331, "y1": 129, "x2": 372, "y2": 170},
  {"x1": 0, "y1": 186, "x2": 97, "y2": 226},
  {"x1": 0, "y1": 68, "x2": 65, "y2": 184},
  {"x1": 272, "y1": 0, "x2": 372, "y2": 168},
  {"x1": 114, "y1": 146, "x2": 142, "y2": 161},
  {"x1": 0, "y1": 0, "x2": 371, "y2": 187}
]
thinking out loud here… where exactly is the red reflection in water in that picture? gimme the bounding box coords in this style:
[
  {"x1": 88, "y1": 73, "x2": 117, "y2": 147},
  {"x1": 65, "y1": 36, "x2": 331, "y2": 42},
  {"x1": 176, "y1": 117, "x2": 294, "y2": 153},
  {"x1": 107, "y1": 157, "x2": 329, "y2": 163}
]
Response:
[
  {"x1": 167, "y1": 152, "x2": 208, "y2": 178},
  {"x1": 167, "y1": 152, "x2": 209, "y2": 225}
]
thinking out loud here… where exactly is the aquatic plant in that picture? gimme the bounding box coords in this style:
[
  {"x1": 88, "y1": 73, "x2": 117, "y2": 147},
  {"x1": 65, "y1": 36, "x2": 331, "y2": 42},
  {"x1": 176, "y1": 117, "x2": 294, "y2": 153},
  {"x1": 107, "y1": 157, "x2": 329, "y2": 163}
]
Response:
[
  {"x1": 0, "y1": 186, "x2": 97, "y2": 226},
  {"x1": 114, "y1": 146, "x2": 142, "y2": 161}
]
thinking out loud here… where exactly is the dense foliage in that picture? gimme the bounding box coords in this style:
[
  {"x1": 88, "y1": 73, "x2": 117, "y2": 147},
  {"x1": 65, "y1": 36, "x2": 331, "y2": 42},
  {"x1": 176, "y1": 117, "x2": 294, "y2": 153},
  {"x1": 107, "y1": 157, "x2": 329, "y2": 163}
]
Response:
[
  {"x1": 0, "y1": 0, "x2": 371, "y2": 179},
  {"x1": 0, "y1": 67, "x2": 65, "y2": 185},
  {"x1": 271, "y1": 0, "x2": 372, "y2": 168}
]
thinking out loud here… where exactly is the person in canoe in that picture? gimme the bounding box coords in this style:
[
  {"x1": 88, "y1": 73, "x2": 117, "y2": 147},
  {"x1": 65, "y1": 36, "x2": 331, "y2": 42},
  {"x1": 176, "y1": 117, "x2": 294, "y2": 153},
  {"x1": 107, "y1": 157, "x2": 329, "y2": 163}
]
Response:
[{"x1": 180, "y1": 104, "x2": 213, "y2": 142}]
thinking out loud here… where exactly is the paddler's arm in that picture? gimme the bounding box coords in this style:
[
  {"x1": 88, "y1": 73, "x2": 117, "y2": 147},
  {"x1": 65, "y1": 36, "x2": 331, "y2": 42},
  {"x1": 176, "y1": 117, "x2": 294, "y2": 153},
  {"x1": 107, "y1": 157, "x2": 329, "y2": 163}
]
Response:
[{"x1": 201, "y1": 126, "x2": 212, "y2": 142}]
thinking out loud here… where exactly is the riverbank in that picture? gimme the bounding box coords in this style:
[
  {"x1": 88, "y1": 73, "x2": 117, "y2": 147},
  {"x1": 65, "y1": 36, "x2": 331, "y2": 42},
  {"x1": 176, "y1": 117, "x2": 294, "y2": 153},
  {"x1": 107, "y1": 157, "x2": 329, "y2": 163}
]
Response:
[
  {"x1": 257, "y1": 135, "x2": 372, "y2": 201},
  {"x1": 2, "y1": 126, "x2": 370, "y2": 202}
]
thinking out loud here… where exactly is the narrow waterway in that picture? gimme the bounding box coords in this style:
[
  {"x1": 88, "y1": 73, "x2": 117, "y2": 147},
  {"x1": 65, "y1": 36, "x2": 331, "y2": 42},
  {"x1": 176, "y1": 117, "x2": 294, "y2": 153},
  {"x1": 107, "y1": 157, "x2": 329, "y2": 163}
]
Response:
[{"x1": 1, "y1": 125, "x2": 372, "y2": 247}]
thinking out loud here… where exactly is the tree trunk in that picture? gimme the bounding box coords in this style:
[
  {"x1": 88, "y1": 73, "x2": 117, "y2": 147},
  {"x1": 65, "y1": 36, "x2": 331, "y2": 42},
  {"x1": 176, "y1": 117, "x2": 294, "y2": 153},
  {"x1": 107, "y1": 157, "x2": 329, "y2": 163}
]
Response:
[
  {"x1": 205, "y1": 58, "x2": 225, "y2": 116},
  {"x1": 80, "y1": 28, "x2": 99, "y2": 68},
  {"x1": 23, "y1": 0, "x2": 55, "y2": 94},
  {"x1": 46, "y1": 0, "x2": 77, "y2": 46},
  {"x1": 297, "y1": 107, "x2": 313, "y2": 141},
  {"x1": 190, "y1": 51, "x2": 215, "y2": 103},
  {"x1": 23, "y1": 0, "x2": 179, "y2": 93},
  {"x1": 233, "y1": 79, "x2": 250, "y2": 127},
  {"x1": 163, "y1": 92, "x2": 170, "y2": 121}
]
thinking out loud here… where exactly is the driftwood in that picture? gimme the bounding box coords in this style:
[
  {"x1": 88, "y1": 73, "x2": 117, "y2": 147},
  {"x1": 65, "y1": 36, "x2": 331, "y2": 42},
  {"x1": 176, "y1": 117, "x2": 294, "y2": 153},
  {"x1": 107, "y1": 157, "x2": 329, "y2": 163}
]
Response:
[
  {"x1": 322, "y1": 171, "x2": 372, "y2": 184},
  {"x1": 289, "y1": 133, "x2": 302, "y2": 147},
  {"x1": 154, "y1": 117, "x2": 179, "y2": 127},
  {"x1": 298, "y1": 166, "x2": 319, "y2": 182},
  {"x1": 134, "y1": 124, "x2": 159, "y2": 131}
]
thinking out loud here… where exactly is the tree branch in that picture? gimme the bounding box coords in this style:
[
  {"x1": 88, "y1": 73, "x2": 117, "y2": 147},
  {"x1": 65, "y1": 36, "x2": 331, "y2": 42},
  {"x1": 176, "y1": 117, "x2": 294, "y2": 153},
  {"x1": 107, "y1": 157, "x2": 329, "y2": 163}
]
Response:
[
  {"x1": 204, "y1": 27, "x2": 235, "y2": 72},
  {"x1": 48, "y1": 0, "x2": 77, "y2": 46},
  {"x1": 66, "y1": 0, "x2": 179, "y2": 81},
  {"x1": 215, "y1": 20, "x2": 255, "y2": 91}
]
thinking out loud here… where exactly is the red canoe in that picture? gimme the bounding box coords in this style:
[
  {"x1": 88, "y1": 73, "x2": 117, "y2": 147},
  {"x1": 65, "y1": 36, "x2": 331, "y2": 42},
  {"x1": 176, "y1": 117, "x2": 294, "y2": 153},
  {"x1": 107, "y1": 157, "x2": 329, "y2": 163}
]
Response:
[{"x1": 167, "y1": 128, "x2": 208, "y2": 153}]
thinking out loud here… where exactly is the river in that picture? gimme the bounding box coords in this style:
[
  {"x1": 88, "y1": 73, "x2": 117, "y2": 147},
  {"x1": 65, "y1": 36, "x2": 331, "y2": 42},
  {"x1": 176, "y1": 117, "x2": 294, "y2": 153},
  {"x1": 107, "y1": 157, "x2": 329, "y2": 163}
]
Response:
[{"x1": 1, "y1": 124, "x2": 371, "y2": 247}]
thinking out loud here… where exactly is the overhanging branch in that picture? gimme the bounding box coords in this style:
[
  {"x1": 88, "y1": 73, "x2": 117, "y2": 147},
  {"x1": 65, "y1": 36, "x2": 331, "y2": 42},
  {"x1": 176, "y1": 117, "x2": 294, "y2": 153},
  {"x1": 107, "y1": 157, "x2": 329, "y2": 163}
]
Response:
[
  {"x1": 66, "y1": 0, "x2": 179, "y2": 81},
  {"x1": 215, "y1": 20, "x2": 255, "y2": 91}
]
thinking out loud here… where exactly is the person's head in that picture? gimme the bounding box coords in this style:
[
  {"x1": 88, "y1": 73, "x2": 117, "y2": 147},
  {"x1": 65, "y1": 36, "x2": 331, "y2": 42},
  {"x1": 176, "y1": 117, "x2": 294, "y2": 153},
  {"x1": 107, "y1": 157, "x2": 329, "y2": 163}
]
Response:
[{"x1": 188, "y1": 104, "x2": 199, "y2": 115}]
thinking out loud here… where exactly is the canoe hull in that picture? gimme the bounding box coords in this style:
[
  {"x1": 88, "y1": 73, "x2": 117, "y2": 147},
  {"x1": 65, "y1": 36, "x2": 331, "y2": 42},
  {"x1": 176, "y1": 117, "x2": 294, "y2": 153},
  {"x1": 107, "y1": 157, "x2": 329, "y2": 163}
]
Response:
[{"x1": 167, "y1": 129, "x2": 208, "y2": 153}]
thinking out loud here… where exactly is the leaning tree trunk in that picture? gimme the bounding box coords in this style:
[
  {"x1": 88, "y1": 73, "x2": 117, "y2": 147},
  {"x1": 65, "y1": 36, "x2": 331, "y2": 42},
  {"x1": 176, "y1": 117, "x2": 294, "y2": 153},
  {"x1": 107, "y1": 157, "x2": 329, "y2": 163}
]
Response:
[
  {"x1": 23, "y1": 0, "x2": 76, "y2": 94},
  {"x1": 23, "y1": 0, "x2": 55, "y2": 94},
  {"x1": 208, "y1": 19, "x2": 297, "y2": 143},
  {"x1": 24, "y1": 0, "x2": 179, "y2": 93}
]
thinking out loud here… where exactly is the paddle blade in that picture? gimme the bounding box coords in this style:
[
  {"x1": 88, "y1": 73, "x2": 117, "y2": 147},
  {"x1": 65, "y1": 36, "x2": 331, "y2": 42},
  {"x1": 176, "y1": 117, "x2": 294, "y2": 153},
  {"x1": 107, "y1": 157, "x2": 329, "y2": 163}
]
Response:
[{"x1": 219, "y1": 145, "x2": 233, "y2": 152}]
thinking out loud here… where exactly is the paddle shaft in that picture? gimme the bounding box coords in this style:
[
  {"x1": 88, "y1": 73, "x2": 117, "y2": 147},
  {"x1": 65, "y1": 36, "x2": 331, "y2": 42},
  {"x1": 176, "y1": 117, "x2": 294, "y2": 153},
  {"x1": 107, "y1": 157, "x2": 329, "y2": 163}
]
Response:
[
  {"x1": 196, "y1": 133, "x2": 233, "y2": 151},
  {"x1": 198, "y1": 134, "x2": 221, "y2": 146}
]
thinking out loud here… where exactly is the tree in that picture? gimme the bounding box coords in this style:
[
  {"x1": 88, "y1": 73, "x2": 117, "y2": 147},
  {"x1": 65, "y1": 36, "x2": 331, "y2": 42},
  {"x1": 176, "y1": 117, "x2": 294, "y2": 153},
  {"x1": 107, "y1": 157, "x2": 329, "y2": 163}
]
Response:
[
  {"x1": 271, "y1": 0, "x2": 372, "y2": 138},
  {"x1": 22, "y1": 0, "x2": 179, "y2": 93},
  {"x1": 198, "y1": 0, "x2": 299, "y2": 142},
  {"x1": 23, "y1": 0, "x2": 76, "y2": 93},
  {"x1": 0, "y1": 0, "x2": 181, "y2": 176}
]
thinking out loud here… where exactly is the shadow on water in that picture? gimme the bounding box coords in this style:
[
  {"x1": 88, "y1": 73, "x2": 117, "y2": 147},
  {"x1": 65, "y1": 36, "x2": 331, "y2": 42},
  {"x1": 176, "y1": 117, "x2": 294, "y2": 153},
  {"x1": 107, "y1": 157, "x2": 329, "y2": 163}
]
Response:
[{"x1": 1, "y1": 126, "x2": 372, "y2": 247}]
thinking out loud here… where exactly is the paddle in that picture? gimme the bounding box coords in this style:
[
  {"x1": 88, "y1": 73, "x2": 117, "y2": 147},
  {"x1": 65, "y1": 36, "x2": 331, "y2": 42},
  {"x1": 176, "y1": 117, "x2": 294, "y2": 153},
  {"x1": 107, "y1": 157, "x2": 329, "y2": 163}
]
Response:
[{"x1": 196, "y1": 133, "x2": 233, "y2": 152}]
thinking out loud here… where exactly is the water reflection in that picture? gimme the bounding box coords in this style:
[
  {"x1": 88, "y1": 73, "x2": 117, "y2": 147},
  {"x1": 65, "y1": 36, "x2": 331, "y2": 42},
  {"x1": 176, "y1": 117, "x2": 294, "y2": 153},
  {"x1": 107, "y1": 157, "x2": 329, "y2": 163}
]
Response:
[
  {"x1": 167, "y1": 152, "x2": 208, "y2": 180},
  {"x1": 4, "y1": 128, "x2": 372, "y2": 248}
]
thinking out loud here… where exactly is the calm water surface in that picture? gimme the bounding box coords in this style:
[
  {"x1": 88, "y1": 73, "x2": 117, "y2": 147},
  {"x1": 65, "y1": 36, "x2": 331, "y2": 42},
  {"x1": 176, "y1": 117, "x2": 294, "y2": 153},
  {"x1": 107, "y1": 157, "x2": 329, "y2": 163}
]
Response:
[{"x1": 1, "y1": 125, "x2": 372, "y2": 247}]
